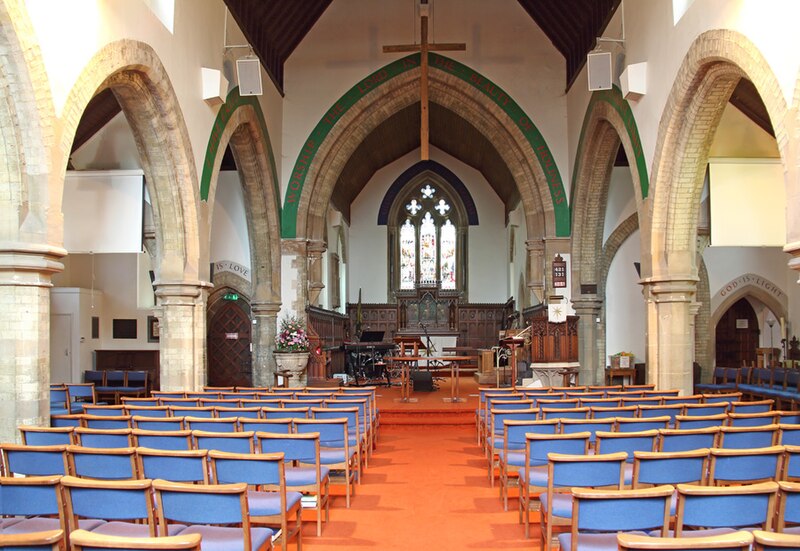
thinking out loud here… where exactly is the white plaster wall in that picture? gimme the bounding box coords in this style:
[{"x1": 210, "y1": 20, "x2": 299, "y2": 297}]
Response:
[
  {"x1": 51, "y1": 288, "x2": 104, "y2": 382},
  {"x1": 605, "y1": 230, "x2": 645, "y2": 363},
  {"x1": 210, "y1": 171, "x2": 250, "y2": 270},
  {"x1": 603, "y1": 167, "x2": 638, "y2": 243},
  {"x1": 283, "y1": 0, "x2": 567, "y2": 201},
  {"x1": 23, "y1": 0, "x2": 282, "y2": 215},
  {"x1": 348, "y1": 146, "x2": 506, "y2": 304},
  {"x1": 70, "y1": 112, "x2": 140, "y2": 170}
]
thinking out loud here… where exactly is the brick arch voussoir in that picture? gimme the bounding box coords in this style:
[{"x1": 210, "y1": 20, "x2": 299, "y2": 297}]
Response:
[
  {"x1": 59, "y1": 40, "x2": 200, "y2": 281},
  {"x1": 650, "y1": 29, "x2": 790, "y2": 279},
  {"x1": 599, "y1": 212, "x2": 639, "y2": 297},
  {"x1": 206, "y1": 106, "x2": 281, "y2": 303}
]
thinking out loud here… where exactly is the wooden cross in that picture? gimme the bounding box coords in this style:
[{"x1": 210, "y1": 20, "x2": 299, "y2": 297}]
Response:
[{"x1": 383, "y1": 0, "x2": 465, "y2": 160}]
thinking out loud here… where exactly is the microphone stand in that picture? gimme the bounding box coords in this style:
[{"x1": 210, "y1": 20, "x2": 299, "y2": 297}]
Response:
[{"x1": 419, "y1": 323, "x2": 441, "y2": 389}]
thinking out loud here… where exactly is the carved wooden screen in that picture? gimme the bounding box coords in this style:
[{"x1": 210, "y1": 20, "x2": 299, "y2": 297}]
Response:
[{"x1": 207, "y1": 300, "x2": 252, "y2": 387}]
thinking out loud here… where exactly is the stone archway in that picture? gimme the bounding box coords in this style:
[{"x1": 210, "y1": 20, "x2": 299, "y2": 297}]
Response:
[
  {"x1": 646, "y1": 29, "x2": 790, "y2": 393},
  {"x1": 0, "y1": 1, "x2": 63, "y2": 439},
  {"x1": 59, "y1": 40, "x2": 204, "y2": 390},
  {"x1": 201, "y1": 89, "x2": 282, "y2": 387},
  {"x1": 285, "y1": 54, "x2": 565, "y2": 314},
  {"x1": 570, "y1": 87, "x2": 648, "y2": 384}
]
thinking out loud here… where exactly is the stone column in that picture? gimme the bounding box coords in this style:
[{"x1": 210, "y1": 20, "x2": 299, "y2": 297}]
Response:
[
  {"x1": 251, "y1": 300, "x2": 281, "y2": 388},
  {"x1": 572, "y1": 298, "x2": 604, "y2": 385},
  {"x1": 526, "y1": 239, "x2": 546, "y2": 305},
  {"x1": 642, "y1": 276, "x2": 698, "y2": 395},
  {"x1": 306, "y1": 239, "x2": 326, "y2": 308},
  {"x1": 0, "y1": 245, "x2": 65, "y2": 443},
  {"x1": 155, "y1": 281, "x2": 211, "y2": 392}
]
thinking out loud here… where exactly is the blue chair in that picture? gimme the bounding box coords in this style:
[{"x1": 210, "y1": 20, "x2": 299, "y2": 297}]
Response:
[
  {"x1": 191, "y1": 430, "x2": 255, "y2": 454},
  {"x1": 49, "y1": 388, "x2": 70, "y2": 417},
  {"x1": 476, "y1": 389, "x2": 519, "y2": 443},
  {"x1": 658, "y1": 427, "x2": 720, "y2": 452},
  {"x1": 66, "y1": 383, "x2": 99, "y2": 414},
  {"x1": 486, "y1": 408, "x2": 539, "y2": 480},
  {"x1": 558, "y1": 485, "x2": 673, "y2": 551},
  {"x1": 120, "y1": 397, "x2": 160, "y2": 408},
  {"x1": 115, "y1": 370, "x2": 148, "y2": 399},
  {"x1": 664, "y1": 394, "x2": 703, "y2": 406},
  {"x1": 708, "y1": 445, "x2": 784, "y2": 485},
  {"x1": 615, "y1": 416, "x2": 670, "y2": 432},
  {"x1": 262, "y1": 407, "x2": 309, "y2": 420},
  {"x1": 18, "y1": 426, "x2": 75, "y2": 446},
  {"x1": 702, "y1": 392, "x2": 743, "y2": 404},
  {"x1": 241, "y1": 399, "x2": 283, "y2": 409},
  {"x1": 595, "y1": 429, "x2": 659, "y2": 484},
  {"x1": 215, "y1": 406, "x2": 260, "y2": 419},
  {"x1": 60, "y1": 475, "x2": 182, "y2": 537},
  {"x1": 727, "y1": 411, "x2": 780, "y2": 427},
  {"x1": 161, "y1": 399, "x2": 201, "y2": 408},
  {"x1": 132, "y1": 429, "x2": 193, "y2": 451},
  {"x1": 675, "y1": 413, "x2": 727, "y2": 430},
  {"x1": 136, "y1": 448, "x2": 209, "y2": 484},
  {"x1": 0, "y1": 529, "x2": 65, "y2": 551},
  {"x1": 730, "y1": 399, "x2": 774, "y2": 414},
  {"x1": 69, "y1": 529, "x2": 202, "y2": 551},
  {"x1": 0, "y1": 475, "x2": 99, "y2": 546},
  {"x1": 675, "y1": 481, "x2": 779, "y2": 536},
  {"x1": 83, "y1": 370, "x2": 105, "y2": 387},
  {"x1": 639, "y1": 404, "x2": 685, "y2": 427},
  {"x1": 258, "y1": 432, "x2": 330, "y2": 537},
  {"x1": 541, "y1": 407, "x2": 590, "y2": 421},
  {"x1": 95, "y1": 371, "x2": 126, "y2": 404},
  {"x1": 209, "y1": 450, "x2": 303, "y2": 551},
  {"x1": 199, "y1": 398, "x2": 241, "y2": 408},
  {"x1": 578, "y1": 397, "x2": 621, "y2": 409},
  {"x1": 67, "y1": 445, "x2": 139, "y2": 480},
  {"x1": 184, "y1": 417, "x2": 238, "y2": 433},
  {"x1": 753, "y1": 529, "x2": 800, "y2": 551},
  {"x1": 167, "y1": 407, "x2": 214, "y2": 419},
  {"x1": 73, "y1": 428, "x2": 134, "y2": 448},
  {"x1": 518, "y1": 432, "x2": 592, "y2": 539},
  {"x1": 152, "y1": 479, "x2": 273, "y2": 551},
  {"x1": 718, "y1": 424, "x2": 779, "y2": 449},
  {"x1": 683, "y1": 403, "x2": 729, "y2": 417},
  {"x1": 324, "y1": 398, "x2": 374, "y2": 459},
  {"x1": 619, "y1": 531, "x2": 753, "y2": 551},
  {"x1": 310, "y1": 407, "x2": 365, "y2": 476},
  {"x1": 125, "y1": 406, "x2": 170, "y2": 418},
  {"x1": 783, "y1": 444, "x2": 800, "y2": 481},
  {"x1": 539, "y1": 452, "x2": 627, "y2": 550},
  {"x1": 82, "y1": 405, "x2": 125, "y2": 416},
  {"x1": 695, "y1": 367, "x2": 740, "y2": 394},
  {"x1": 294, "y1": 417, "x2": 358, "y2": 508},
  {"x1": 644, "y1": 389, "x2": 680, "y2": 398},
  {"x1": 238, "y1": 418, "x2": 293, "y2": 435},
  {"x1": 50, "y1": 414, "x2": 83, "y2": 428},
  {"x1": 559, "y1": 418, "x2": 615, "y2": 447},
  {"x1": 0, "y1": 444, "x2": 69, "y2": 476},
  {"x1": 81, "y1": 414, "x2": 132, "y2": 430},
  {"x1": 589, "y1": 406, "x2": 638, "y2": 420},
  {"x1": 633, "y1": 449, "x2": 709, "y2": 488},
  {"x1": 132, "y1": 416, "x2": 186, "y2": 432},
  {"x1": 498, "y1": 419, "x2": 558, "y2": 510},
  {"x1": 776, "y1": 480, "x2": 800, "y2": 534}
]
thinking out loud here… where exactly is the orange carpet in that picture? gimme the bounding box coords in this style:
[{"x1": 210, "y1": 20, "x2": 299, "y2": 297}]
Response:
[{"x1": 301, "y1": 422, "x2": 538, "y2": 550}]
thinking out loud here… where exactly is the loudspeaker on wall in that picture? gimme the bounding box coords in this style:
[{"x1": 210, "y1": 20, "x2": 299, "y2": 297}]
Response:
[
  {"x1": 236, "y1": 58, "x2": 263, "y2": 96},
  {"x1": 587, "y1": 51, "x2": 612, "y2": 91}
]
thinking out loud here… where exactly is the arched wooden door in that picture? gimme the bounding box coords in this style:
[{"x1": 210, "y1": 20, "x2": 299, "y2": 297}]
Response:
[
  {"x1": 715, "y1": 298, "x2": 759, "y2": 367},
  {"x1": 207, "y1": 299, "x2": 252, "y2": 387}
]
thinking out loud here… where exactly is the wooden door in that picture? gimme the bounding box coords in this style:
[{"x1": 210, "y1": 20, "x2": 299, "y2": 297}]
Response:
[
  {"x1": 715, "y1": 298, "x2": 759, "y2": 367},
  {"x1": 207, "y1": 300, "x2": 252, "y2": 387}
]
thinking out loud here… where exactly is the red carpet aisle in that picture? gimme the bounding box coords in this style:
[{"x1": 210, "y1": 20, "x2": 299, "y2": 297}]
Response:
[{"x1": 303, "y1": 424, "x2": 536, "y2": 550}]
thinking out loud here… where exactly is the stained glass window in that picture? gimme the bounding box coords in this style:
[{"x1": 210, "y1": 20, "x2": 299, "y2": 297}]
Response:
[
  {"x1": 399, "y1": 219, "x2": 416, "y2": 290},
  {"x1": 440, "y1": 219, "x2": 456, "y2": 289},
  {"x1": 419, "y1": 212, "x2": 437, "y2": 284}
]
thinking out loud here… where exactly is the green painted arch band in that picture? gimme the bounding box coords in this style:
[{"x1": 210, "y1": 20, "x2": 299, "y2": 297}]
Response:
[{"x1": 281, "y1": 52, "x2": 570, "y2": 238}]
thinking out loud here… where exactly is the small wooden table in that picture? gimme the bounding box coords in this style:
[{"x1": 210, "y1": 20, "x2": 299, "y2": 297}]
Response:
[
  {"x1": 387, "y1": 355, "x2": 473, "y2": 402},
  {"x1": 606, "y1": 367, "x2": 636, "y2": 386}
]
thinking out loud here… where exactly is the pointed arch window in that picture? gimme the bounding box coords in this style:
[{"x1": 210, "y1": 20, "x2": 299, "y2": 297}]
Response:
[{"x1": 390, "y1": 178, "x2": 466, "y2": 293}]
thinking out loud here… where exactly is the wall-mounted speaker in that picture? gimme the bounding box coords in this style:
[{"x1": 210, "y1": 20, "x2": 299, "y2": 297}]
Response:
[
  {"x1": 587, "y1": 51, "x2": 612, "y2": 91},
  {"x1": 236, "y1": 57, "x2": 263, "y2": 96}
]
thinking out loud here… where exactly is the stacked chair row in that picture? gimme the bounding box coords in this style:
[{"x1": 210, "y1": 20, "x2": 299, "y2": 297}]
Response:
[
  {"x1": 697, "y1": 365, "x2": 800, "y2": 409},
  {"x1": 0, "y1": 472, "x2": 279, "y2": 551}
]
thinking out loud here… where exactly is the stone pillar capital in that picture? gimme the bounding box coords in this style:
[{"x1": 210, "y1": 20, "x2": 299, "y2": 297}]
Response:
[
  {"x1": 0, "y1": 242, "x2": 67, "y2": 286},
  {"x1": 525, "y1": 239, "x2": 545, "y2": 253},
  {"x1": 571, "y1": 298, "x2": 603, "y2": 316},
  {"x1": 251, "y1": 301, "x2": 282, "y2": 317},
  {"x1": 640, "y1": 275, "x2": 698, "y2": 303},
  {"x1": 154, "y1": 280, "x2": 211, "y2": 305}
]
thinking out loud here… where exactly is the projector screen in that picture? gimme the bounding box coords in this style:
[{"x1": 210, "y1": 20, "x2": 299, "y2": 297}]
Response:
[
  {"x1": 709, "y1": 158, "x2": 785, "y2": 247},
  {"x1": 63, "y1": 170, "x2": 144, "y2": 253}
]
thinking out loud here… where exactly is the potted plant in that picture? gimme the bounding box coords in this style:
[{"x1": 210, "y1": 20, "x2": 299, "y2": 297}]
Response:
[{"x1": 274, "y1": 315, "x2": 310, "y2": 387}]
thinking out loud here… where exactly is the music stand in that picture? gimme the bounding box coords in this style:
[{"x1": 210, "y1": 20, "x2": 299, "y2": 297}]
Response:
[{"x1": 359, "y1": 330, "x2": 385, "y2": 342}]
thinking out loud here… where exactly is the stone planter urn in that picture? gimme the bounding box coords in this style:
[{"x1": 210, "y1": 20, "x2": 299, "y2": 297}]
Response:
[{"x1": 273, "y1": 351, "x2": 310, "y2": 388}]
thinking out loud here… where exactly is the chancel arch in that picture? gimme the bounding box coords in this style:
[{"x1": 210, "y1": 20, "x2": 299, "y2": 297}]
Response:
[
  {"x1": 60, "y1": 40, "x2": 204, "y2": 391},
  {"x1": 646, "y1": 29, "x2": 790, "y2": 393}
]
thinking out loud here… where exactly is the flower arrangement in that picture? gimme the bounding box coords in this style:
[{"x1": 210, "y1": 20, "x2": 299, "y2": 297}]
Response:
[
  {"x1": 275, "y1": 315, "x2": 309, "y2": 352},
  {"x1": 611, "y1": 351, "x2": 635, "y2": 358},
  {"x1": 609, "y1": 351, "x2": 634, "y2": 368}
]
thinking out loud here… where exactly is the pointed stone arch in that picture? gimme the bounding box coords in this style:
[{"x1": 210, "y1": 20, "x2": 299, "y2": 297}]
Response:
[
  {"x1": 0, "y1": 0, "x2": 64, "y2": 439},
  {"x1": 201, "y1": 88, "x2": 282, "y2": 387},
  {"x1": 645, "y1": 29, "x2": 789, "y2": 392},
  {"x1": 570, "y1": 86, "x2": 648, "y2": 384}
]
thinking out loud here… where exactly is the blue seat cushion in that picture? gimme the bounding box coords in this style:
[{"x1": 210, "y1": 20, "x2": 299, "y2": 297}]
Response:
[
  {"x1": 521, "y1": 465, "x2": 548, "y2": 487},
  {"x1": 4, "y1": 518, "x2": 105, "y2": 534},
  {"x1": 558, "y1": 532, "x2": 637, "y2": 551},
  {"x1": 501, "y1": 451, "x2": 526, "y2": 467},
  {"x1": 91, "y1": 521, "x2": 188, "y2": 538},
  {"x1": 319, "y1": 449, "x2": 356, "y2": 464},
  {"x1": 539, "y1": 492, "x2": 572, "y2": 518},
  {"x1": 179, "y1": 525, "x2": 273, "y2": 551},
  {"x1": 246, "y1": 490, "x2": 303, "y2": 516},
  {"x1": 657, "y1": 528, "x2": 739, "y2": 537},
  {"x1": 285, "y1": 465, "x2": 330, "y2": 486}
]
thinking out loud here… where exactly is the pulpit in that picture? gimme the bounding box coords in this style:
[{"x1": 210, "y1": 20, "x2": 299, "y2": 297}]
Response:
[{"x1": 523, "y1": 312, "x2": 580, "y2": 387}]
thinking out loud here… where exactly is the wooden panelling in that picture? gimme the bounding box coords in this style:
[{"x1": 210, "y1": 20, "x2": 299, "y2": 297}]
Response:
[
  {"x1": 308, "y1": 306, "x2": 349, "y2": 379},
  {"x1": 94, "y1": 350, "x2": 160, "y2": 391}
]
